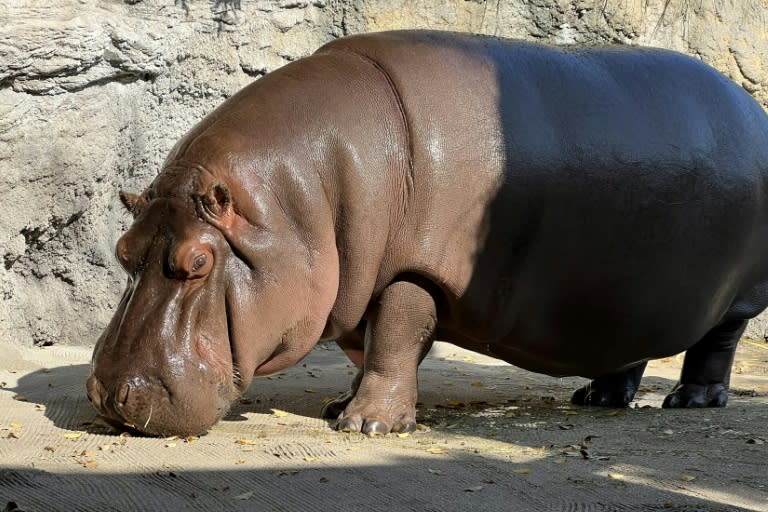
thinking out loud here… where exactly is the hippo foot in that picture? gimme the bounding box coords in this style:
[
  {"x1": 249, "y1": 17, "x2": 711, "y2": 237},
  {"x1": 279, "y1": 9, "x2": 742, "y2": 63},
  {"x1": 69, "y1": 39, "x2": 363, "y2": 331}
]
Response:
[
  {"x1": 662, "y1": 383, "x2": 728, "y2": 408},
  {"x1": 333, "y1": 396, "x2": 418, "y2": 435},
  {"x1": 322, "y1": 364, "x2": 419, "y2": 435},
  {"x1": 571, "y1": 384, "x2": 636, "y2": 407},
  {"x1": 328, "y1": 371, "x2": 418, "y2": 435}
]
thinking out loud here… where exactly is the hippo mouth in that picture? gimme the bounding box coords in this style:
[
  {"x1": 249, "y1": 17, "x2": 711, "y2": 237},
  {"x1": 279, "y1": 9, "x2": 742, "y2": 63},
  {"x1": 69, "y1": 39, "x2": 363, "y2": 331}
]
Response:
[{"x1": 87, "y1": 327, "x2": 243, "y2": 437}]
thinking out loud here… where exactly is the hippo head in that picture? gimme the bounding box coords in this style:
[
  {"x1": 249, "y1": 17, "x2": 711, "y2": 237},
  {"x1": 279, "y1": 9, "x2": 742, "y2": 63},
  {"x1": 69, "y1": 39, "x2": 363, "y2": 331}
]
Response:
[{"x1": 87, "y1": 167, "x2": 338, "y2": 436}]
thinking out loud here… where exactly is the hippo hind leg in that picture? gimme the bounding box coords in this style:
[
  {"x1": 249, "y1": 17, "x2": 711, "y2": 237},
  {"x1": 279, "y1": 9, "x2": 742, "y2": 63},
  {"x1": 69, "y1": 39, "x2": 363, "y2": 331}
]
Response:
[
  {"x1": 571, "y1": 363, "x2": 647, "y2": 407},
  {"x1": 662, "y1": 318, "x2": 746, "y2": 408}
]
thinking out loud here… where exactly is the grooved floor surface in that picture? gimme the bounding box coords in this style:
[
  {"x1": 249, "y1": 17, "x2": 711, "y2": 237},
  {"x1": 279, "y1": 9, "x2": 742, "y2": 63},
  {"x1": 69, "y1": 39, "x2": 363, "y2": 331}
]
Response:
[{"x1": 1, "y1": 340, "x2": 767, "y2": 512}]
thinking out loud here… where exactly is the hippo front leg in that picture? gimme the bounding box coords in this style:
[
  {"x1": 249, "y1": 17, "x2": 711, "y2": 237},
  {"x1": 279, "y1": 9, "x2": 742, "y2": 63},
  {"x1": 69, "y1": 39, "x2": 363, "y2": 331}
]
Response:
[{"x1": 332, "y1": 280, "x2": 436, "y2": 435}]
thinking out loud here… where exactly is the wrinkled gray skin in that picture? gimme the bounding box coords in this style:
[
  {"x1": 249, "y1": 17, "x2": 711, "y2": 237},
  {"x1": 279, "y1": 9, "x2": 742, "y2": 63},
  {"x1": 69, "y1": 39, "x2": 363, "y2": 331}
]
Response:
[{"x1": 87, "y1": 31, "x2": 768, "y2": 436}]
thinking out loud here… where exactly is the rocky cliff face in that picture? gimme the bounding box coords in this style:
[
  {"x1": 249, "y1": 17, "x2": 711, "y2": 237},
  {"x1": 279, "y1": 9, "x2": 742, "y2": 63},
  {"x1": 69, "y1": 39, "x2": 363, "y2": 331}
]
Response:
[{"x1": 1, "y1": 0, "x2": 767, "y2": 347}]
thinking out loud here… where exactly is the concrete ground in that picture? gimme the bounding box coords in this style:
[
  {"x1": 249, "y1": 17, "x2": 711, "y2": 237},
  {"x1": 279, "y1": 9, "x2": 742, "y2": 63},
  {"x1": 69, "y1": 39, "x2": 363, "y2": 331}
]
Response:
[{"x1": 1, "y1": 339, "x2": 767, "y2": 512}]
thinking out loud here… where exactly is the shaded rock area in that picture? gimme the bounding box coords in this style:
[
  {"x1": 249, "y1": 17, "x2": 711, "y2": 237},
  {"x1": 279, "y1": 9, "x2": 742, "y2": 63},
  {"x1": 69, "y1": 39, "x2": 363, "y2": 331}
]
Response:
[{"x1": 1, "y1": 0, "x2": 767, "y2": 347}]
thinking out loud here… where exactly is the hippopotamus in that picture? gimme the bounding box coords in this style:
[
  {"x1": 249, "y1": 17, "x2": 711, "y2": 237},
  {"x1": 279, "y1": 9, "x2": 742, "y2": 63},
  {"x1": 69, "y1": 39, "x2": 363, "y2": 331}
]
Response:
[{"x1": 86, "y1": 30, "x2": 768, "y2": 437}]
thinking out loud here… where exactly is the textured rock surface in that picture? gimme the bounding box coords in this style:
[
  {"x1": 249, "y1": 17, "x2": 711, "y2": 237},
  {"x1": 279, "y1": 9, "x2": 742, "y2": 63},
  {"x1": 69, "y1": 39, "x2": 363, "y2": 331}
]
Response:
[{"x1": 1, "y1": 0, "x2": 767, "y2": 347}]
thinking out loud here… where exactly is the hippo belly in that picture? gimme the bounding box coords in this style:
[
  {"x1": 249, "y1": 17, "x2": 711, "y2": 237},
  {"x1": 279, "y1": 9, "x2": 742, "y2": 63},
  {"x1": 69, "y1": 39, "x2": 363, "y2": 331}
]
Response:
[{"x1": 466, "y1": 148, "x2": 763, "y2": 379}]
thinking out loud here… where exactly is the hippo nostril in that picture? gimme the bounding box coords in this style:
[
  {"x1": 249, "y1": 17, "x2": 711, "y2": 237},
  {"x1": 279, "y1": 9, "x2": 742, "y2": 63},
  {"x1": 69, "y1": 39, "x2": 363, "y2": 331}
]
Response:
[{"x1": 117, "y1": 383, "x2": 130, "y2": 407}]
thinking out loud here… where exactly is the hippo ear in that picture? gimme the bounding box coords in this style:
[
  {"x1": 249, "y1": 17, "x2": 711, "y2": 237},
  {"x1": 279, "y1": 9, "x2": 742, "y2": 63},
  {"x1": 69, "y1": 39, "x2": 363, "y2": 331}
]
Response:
[
  {"x1": 119, "y1": 191, "x2": 147, "y2": 218},
  {"x1": 199, "y1": 182, "x2": 236, "y2": 230}
]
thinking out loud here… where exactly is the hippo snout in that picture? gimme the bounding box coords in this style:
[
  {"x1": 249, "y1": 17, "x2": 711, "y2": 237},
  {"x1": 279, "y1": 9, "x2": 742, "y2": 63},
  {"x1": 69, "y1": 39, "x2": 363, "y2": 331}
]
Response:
[{"x1": 86, "y1": 371, "x2": 232, "y2": 436}]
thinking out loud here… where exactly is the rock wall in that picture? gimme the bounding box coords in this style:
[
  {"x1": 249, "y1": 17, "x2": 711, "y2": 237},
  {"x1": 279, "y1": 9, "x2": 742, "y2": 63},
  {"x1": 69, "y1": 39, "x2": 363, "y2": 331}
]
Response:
[{"x1": 1, "y1": 0, "x2": 767, "y2": 347}]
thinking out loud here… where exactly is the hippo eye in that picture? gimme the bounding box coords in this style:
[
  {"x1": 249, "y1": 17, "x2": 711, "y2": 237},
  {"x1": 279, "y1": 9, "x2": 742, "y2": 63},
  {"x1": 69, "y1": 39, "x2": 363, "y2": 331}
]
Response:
[
  {"x1": 174, "y1": 244, "x2": 213, "y2": 280},
  {"x1": 191, "y1": 254, "x2": 208, "y2": 273}
]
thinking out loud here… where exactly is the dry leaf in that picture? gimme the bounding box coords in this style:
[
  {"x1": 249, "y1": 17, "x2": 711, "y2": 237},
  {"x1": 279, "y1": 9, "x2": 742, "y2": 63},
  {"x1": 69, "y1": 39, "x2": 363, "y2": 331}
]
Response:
[
  {"x1": 13, "y1": 395, "x2": 27, "y2": 402},
  {"x1": 426, "y1": 447, "x2": 448, "y2": 455},
  {"x1": 428, "y1": 468, "x2": 445, "y2": 475},
  {"x1": 464, "y1": 485, "x2": 484, "y2": 492},
  {"x1": 470, "y1": 381, "x2": 484, "y2": 387},
  {"x1": 44, "y1": 446, "x2": 55, "y2": 452},
  {"x1": 680, "y1": 474, "x2": 696, "y2": 482},
  {"x1": 63, "y1": 432, "x2": 84, "y2": 440},
  {"x1": 164, "y1": 442, "x2": 177, "y2": 448},
  {"x1": 9, "y1": 422, "x2": 23, "y2": 429},
  {"x1": 513, "y1": 468, "x2": 532, "y2": 475},
  {"x1": 7, "y1": 432, "x2": 20, "y2": 439},
  {"x1": 396, "y1": 433, "x2": 410, "y2": 439},
  {"x1": 608, "y1": 473, "x2": 625, "y2": 480},
  {"x1": 272, "y1": 409, "x2": 289, "y2": 418},
  {"x1": 235, "y1": 438, "x2": 259, "y2": 446},
  {"x1": 303, "y1": 456, "x2": 316, "y2": 462},
  {"x1": 319, "y1": 476, "x2": 330, "y2": 483},
  {"x1": 304, "y1": 389, "x2": 317, "y2": 394},
  {"x1": 234, "y1": 492, "x2": 254, "y2": 500},
  {"x1": 235, "y1": 459, "x2": 246, "y2": 465}
]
